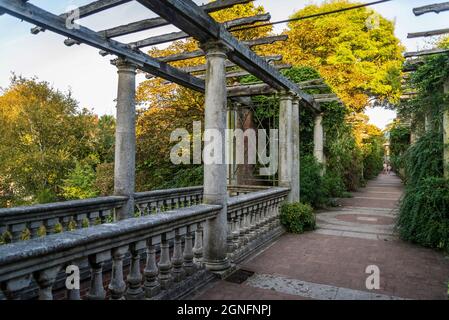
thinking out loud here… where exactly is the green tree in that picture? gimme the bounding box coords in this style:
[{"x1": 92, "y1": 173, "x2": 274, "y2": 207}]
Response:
[
  {"x1": 278, "y1": 0, "x2": 404, "y2": 112},
  {"x1": 0, "y1": 76, "x2": 97, "y2": 206}
]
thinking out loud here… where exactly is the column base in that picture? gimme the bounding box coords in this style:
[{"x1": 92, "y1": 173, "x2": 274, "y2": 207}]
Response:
[{"x1": 204, "y1": 258, "x2": 231, "y2": 273}]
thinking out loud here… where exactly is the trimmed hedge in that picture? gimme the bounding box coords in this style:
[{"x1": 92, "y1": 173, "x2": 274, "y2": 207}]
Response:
[{"x1": 280, "y1": 202, "x2": 316, "y2": 234}]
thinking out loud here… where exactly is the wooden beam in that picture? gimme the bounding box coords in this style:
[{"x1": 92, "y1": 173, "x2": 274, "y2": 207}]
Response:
[
  {"x1": 404, "y1": 48, "x2": 449, "y2": 58},
  {"x1": 146, "y1": 55, "x2": 283, "y2": 80},
  {"x1": 227, "y1": 83, "x2": 333, "y2": 98},
  {"x1": 156, "y1": 35, "x2": 288, "y2": 62},
  {"x1": 197, "y1": 63, "x2": 291, "y2": 79},
  {"x1": 413, "y1": 2, "x2": 449, "y2": 16},
  {"x1": 95, "y1": 0, "x2": 253, "y2": 39},
  {"x1": 127, "y1": 14, "x2": 272, "y2": 49},
  {"x1": 0, "y1": 0, "x2": 205, "y2": 92},
  {"x1": 31, "y1": 0, "x2": 132, "y2": 34},
  {"x1": 180, "y1": 55, "x2": 283, "y2": 73},
  {"x1": 135, "y1": 0, "x2": 317, "y2": 110},
  {"x1": 408, "y1": 27, "x2": 449, "y2": 38}
]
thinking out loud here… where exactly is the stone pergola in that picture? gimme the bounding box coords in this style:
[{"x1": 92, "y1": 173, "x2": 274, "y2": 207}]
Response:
[
  {"x1": 0, "y1": 0, "x2": 337, "y2": 299},
  {"x1": 402, "y1": 1, "x2": 449, "y2": 177}
]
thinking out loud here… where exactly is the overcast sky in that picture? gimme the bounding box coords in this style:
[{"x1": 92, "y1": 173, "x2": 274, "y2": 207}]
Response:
[{"x1": 1, "y1": 0, "x2": 448, "y2": 129}]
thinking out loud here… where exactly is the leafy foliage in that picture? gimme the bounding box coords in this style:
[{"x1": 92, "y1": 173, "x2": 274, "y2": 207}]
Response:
[
  {"x1": 398, "y1": 177, "x2": 449, "y2": 252},
  {"x1": 280, "y1": 202, "x2": 316, "y2": 234},
  {"x1": 277, "y1": 0, "x2": 404, "y2": 112}
]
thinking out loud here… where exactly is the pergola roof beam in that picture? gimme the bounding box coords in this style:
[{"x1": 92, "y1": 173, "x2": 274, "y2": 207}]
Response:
[
  {"x1": 404, "y1": 48, "x2": 449, "y2": 58},
  {"x1": 227, "y1": 83, "x2": 334, "y2": 100},
  {"x1": 0, "y1": 0, "x2": 205, "y2": 92},
  {"x1": 408, "y1": 27, "x2": 449, "y2": 38},
  {"x1": 96, "y1": 14, "x2": 273, "y2": 52},
  {"x1": 413, "y1": 2, "x2": 449, "y2": 16},
  {"x1": 95, "y1": 0, "x2": 253, "y2": 39},
  {"x1": 135, "y1": 0, "x2": 316, "y2": 110},
  {"x1": 31, "y1": 0, "x2": 132, "y2": 34},
  {"x1": 155, "y1": 35, "x2": 288, "y2": 62}
]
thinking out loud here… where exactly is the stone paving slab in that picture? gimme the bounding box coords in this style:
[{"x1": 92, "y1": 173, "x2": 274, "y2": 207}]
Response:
[{"x1": 194, "y1": 174, "x2": 449, "y2": 300}]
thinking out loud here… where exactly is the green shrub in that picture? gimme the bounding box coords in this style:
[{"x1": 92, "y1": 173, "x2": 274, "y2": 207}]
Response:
[
  {"x1": 280, "y1": 202, "x2": 316, "y2": 234},
  {"x1": 397, "y1": 177, "x2": 449, "y2": 252},
  {"x1": 300, "y1": 155, "x2": 326, "y2": 207}
]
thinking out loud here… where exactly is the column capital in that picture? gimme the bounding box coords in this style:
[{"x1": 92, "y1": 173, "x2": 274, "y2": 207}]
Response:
[
  {"x1": 279, "y1": 90, "x2": 294, "y2": 101},
  {"x1": 111, "y1": 58, "x2": 138, "y2": 73},
  {"x1": 200, "y1": 40, "x2": 230, "y2": 58}
]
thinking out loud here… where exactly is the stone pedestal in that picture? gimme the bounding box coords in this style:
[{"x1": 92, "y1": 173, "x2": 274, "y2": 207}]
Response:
[{"x1": 313, "y1": 113, "x2": 326, "y2": 173}]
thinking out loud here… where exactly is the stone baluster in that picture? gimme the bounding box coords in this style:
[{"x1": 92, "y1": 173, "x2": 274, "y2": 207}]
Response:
[
  {"x1": 45, "y1": 218, "x2": 59, "y2": 235},
  {"x1": 34, "y1": 266, "x2": 60, "y2": 300},
  {"x1": 10, "y1": 223, "x2": 26, "y2": 242},
  {"x1": 248, "y1": 206, "x2": 257, "y2": 242},
  {"x1": 1, "y1": 276, "x2": 32, "y2": 300},
  {"x1": 144, "y1": 238, "x2": 161, "y2": 298},
  {"x1": 158, "y1": 234, "x2": 172, "y2": 289},
  {"x1": 76, "y1": 213, "x2": 87, "y2": 229},
  {"x1": 29, "y1": 221, "x2": 42, "y2": 239},
  {"x1": 232, "y1": 213, "x2": 241, "y2": 252},
  {"x1": 87, "y1": 251, "x2": 111, "y2": 300},
  {"x1": 126, "y1": 241, "x2": 145, "y2": 300},
  {"x1": 183, "y1": 225, "x2": 195, "y2": 276},
  {"x1": 193, "y1": 223, "x2": 204, "y2": 268},
  {"x1": 101, "y1": 209, "x2": 113, "y2": 222},
  {"x1": 88, "y1": 211, "x2": 100, "y2": 226},
  {"x1": 226, "y1": 217, "x2": 235, "y2": 258},
  {"x1": 268, "y1": 200, "x2": 276, "y2": 230},
  {"x1": 66, "y1": 260, "x2": 82, "y2": 300},
  {"x1": 60, "y1": 216, "x2": 72, "y2": 232},
  {"x1": 172, "y1": 230, "x2": 185, "y2": 282},
  {"x1": 239, "y1": 210, "x2": 248, "y2": 245},
  {"x1": 108, "y1": 246, "x2": 128, "y2": 300}
]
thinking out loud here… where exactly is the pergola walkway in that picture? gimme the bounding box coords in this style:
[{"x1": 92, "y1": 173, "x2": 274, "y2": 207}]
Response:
[{"x1": 192, "y1": 174, "x2": 449, "y2": 300}]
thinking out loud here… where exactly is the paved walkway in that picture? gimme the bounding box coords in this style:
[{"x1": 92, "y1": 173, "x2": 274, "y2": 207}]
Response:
[{"x1": 192, "y1": 174, "x2": 449, "y2": 300}]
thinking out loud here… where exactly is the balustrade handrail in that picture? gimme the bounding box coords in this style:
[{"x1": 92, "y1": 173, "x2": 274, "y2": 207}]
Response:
[
  {"x1": 227, "y1": 187, "x2": 290, "y2": 212},
  {"x1": 0, "y1": 196, "x2": 128, "y2": 224},
  {"x1": 134, "y1": 186, "x2": 203, "y2": 202},
  {"x1": 0, "y1": 204, "x2": 220, "y2": 284}
]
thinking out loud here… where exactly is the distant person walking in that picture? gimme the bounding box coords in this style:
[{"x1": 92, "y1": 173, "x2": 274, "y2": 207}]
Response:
[
  {"x1": 387, "y1": 164, "x2": 392, "y2": 175},
  {"x1": 383, "y1": 162, "x2": 388, "y2": 174}
]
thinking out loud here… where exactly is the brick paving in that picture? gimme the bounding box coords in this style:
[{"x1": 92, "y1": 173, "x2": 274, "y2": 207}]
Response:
[{"x1": 193, "y1": 174, "x2": 449, "y2": 300}]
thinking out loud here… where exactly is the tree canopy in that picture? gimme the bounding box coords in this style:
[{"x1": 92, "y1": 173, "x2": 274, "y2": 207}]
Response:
[{"x1": 277, "y1": 0, "x2": 404, "y2": 112}]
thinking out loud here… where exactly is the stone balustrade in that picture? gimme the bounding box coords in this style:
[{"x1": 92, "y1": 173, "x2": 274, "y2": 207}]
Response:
[
  {"x1": 226, "y1": 187, "x2": 289, "y2": 263},
  {"x1": 134, "y1": 186, "x2": 203, "y2": 215},
  {"x1": 0, "y1": 187, "x2": 204, "y2": 244},
  {"x1": 227, "y1": 185, "x2": 270, "y2": 197},
  {"x1": 0, "y1": 204, "x2": 220, "y2": 300},
  {"x1": 0, "y1": 196, "x2": 128, "y2": 243}
]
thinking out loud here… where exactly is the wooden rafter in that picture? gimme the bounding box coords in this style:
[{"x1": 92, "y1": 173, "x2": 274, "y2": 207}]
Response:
[
  {"x1": 135, "y1": 0, "x2": 317, "y2": 110},
  {"x1": 155, "y1": 35, "x2": 288, "y2": 62},
  {"x1": 0, "y1": 0, "x2": 205, "y2": 92},
  {"x1": 31, "y1": 0, "x2": 132, "y2": 34},
  {"x1": 413, "y1": 2, "x2": 449, "y2": 16},
  {"x1": 404, "y1": 48, "x2": 449, "y2": 58},
  {"x1": 91, "y1": 0, "x2": 254, "y2": 40},
  {"x1": 408, "y1": 27, "x2": 449, "y2": 38}
]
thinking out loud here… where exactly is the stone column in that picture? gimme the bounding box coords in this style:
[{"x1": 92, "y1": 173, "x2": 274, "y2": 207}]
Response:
[
  {"x1": 444, "y1": 80, "x2": 449, "y2": 178},
  {"x1": 279, "y1": 91, "x2": 294, "y2": 202},
  {"x1": 201, "y1": 41, "x2": 230, "y2": 272},
  {"x1": 113, "y1": 58, "x2": 137, "y2": 220},
  {"x1": 291, "y1": 96, "x2": 300, "y2": 202},
  {"x1": 313, "y1": 113, "x2": 326, "y2": 171}
]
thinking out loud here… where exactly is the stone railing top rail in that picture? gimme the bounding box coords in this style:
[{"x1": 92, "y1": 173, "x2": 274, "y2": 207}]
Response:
[
  {"x1": 0, "y1": 196, "x2": 128, "y2": 224},
  {"x1": 227, "y1": 187, "x2": 289, "y2": 211},
  {"x1": 134, "y1": 186, "x2": 203, "y2": 202},
  {"x1": 0, "y1": 204, "x2": 221, "y2": 282}
]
